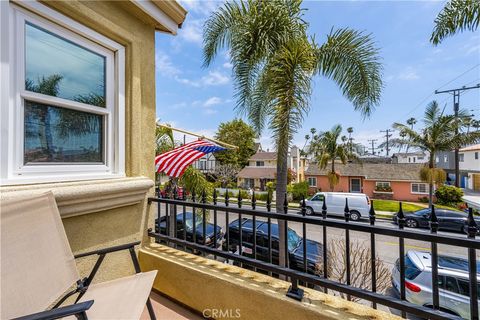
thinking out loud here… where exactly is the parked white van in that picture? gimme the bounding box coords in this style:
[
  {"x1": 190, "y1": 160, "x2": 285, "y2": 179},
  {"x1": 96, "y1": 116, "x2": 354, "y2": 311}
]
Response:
[{"x1": 303, "y1": 192, "x2": 370, "y2": 221}]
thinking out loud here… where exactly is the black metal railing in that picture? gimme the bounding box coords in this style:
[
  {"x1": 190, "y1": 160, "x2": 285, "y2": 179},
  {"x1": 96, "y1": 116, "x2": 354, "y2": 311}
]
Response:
[{"x1": 148, "y1": 190, "x2": 479, "y2": 320}]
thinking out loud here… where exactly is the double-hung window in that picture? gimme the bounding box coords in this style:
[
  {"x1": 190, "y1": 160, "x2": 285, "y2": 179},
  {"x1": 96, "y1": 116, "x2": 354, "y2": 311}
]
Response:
[
  {"x1": 1, "y1": 2, "x2": 125, "y2": 184},
  {"x1": 411, "y1": 183, "x2": 428, "y2": 194},
  {"x1": 307, "y1": 177, "x2": 317, "y2": 187}
]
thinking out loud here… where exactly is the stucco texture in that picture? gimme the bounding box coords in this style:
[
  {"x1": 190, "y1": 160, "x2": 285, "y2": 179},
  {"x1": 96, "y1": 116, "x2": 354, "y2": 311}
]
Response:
[
  {"x1": 3, "y1": 0, "x2": 159, "y2": 280},
  {"x1": 139, "y1": 243, "x2": 401, "y2": 320}
]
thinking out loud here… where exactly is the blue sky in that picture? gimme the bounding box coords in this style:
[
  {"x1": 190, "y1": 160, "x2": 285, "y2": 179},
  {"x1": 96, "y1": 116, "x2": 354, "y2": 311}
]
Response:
[{"x1": 155, "y1": 0, "x2": 480, "y2": 154}]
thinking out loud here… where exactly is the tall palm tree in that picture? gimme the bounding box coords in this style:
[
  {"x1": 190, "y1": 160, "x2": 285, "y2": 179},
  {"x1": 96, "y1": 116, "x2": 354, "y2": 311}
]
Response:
[
  {"x1": 393, "y1": 101, "x2": 480, "y2": 206},
  {"x1": 347, "y1": 127, "x2": 354, "y2": 153},
  {"x1": 203, "y1": 0, "x2": 382, "y2": 267},
  {"x1": 309, "y1": 125, "x2": 350, "y2": 191},
  {"x1": 430, "y1": 0, "x2": 479, "y2": 45}
]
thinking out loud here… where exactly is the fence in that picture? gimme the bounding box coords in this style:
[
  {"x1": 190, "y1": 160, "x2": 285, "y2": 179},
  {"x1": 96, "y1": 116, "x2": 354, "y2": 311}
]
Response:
[{"x1": 148, "y1": 190, "x2": 479, "y2": 320}]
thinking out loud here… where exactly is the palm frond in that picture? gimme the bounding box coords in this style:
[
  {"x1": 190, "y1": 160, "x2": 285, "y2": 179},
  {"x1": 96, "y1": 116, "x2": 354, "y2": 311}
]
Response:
[
  {"x1": 430, "y1": 0, "x2": 480, "y2": 45},
  {"x1": 315, "y1": 28, "x2": 383, "y2": 117}
]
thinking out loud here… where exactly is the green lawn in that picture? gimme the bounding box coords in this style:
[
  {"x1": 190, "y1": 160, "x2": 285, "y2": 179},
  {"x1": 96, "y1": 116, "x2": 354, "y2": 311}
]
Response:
[
  {"x1": 372, "y1": 199, "x2": 460, "y2": 213},
  {"x1": 373, "y1": 199, "x2": 423, "y2": 212}
]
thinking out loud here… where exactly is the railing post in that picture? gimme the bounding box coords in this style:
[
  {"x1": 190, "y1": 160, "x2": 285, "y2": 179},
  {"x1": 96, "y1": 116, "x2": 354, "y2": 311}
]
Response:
[
  {"x1": 266, "y1": 191, "x2": 272, "y2": 268},
  {"x1": 252, "y1": 191, "x2": 257, "y2": 265},
  {"x1": 430, "y1": 205, "x2": 439, "y2": 311},
  {"x1": 467, "y1": 208, "x2": 479, "y2": 320},
  {"x1": 213, "y1": 189, "x2": 218, "y2": 260},
  {"x1": 322, "y1": 196, "x2": 328, "y2": 293},
  {"x1": 287, "y1": 193, "x2": 304, "y2": 301},
  {"x1": 369, "y1": 200, "x2": 377, "y2": 309},
  {"x1": 397, "y1": 202, "x2": 406, "y2": 318},
  {"x1": 202, "y1": 190, "x2": 207, "y2": 248},
  {"x1": 225, "y1": 189, "x2": 230, "y2": 251},
  {"x1": 344, "y1": 198, "x2": 351, "y2": 301}
]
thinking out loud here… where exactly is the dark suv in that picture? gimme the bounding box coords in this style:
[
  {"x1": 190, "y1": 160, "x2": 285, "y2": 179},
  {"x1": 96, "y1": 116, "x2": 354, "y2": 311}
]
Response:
[
  {"x1": 156, "y1": 212, "x2": 224, "y2": 248},
  {"x1": 223, "y1": 218, "x2": 323, "y2": 274}
]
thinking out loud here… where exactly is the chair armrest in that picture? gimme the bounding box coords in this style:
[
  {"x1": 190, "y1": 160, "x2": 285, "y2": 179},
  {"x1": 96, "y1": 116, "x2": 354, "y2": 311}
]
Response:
[
  {"x1": 12, "y1": 301, "x2": 94, "y2": 320},
  {"x1": 74, "y1": 241, "x2": 141, "y2": 259}
]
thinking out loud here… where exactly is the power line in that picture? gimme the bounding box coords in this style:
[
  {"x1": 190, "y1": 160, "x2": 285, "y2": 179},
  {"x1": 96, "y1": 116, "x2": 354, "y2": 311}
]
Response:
[
  {"x1": 367, "y1": 139, "x2": 378, "y2": 155},
  {"x1": 380, "y1": 129, "x2": 394, "y2": 156},
  {"x1": 402, "y1": 64, "x2": 480, "y2": 117}
]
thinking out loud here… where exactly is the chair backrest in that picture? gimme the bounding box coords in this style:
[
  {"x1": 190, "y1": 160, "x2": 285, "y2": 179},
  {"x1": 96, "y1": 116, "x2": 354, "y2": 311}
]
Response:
[{"x1": 1, "y1": 192, "x2": 80, "y2": 319}]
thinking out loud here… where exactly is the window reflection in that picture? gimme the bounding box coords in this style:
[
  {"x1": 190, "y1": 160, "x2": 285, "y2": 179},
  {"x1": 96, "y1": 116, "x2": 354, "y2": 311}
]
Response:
[
  {"x1": 24, "y1": 101, "x2": 103, "y2": 163},
  {"x1": 25, "y1": 22, "x2": 106, "y2": 107}
]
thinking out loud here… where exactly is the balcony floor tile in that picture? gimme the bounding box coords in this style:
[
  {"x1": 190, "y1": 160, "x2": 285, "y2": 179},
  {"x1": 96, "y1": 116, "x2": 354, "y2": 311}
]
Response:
[{"x1": 141, "y1": 291, "x2": 204, "y2": 320}]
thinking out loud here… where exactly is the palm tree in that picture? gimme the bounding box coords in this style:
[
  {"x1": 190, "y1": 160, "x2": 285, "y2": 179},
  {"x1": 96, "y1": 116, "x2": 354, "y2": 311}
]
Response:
[
  {"x1": 309, "y1": 125, "x2": 350, "y2": 191},
  {"x1": 203, "y1": 0, "x2": 382, "y2": 267},
  {"x1": 347, "y1": 127, "x2": 354, "y2": 153},
  {"x1": 430, "y1": 0, "x2": 479, "y2": 45},
  {"x1": 393, "y1": 101, "x2": 480, "y2": 206}
]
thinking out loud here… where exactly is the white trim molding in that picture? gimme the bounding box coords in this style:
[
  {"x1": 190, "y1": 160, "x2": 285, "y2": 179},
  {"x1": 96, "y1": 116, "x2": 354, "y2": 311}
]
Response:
[{"x1": 1, "y1": 1, "x2": 125, "y2": 185}]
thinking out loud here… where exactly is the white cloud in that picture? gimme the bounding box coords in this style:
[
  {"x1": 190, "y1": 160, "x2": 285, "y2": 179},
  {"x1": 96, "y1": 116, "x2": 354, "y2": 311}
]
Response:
[
  {"x1": 155, "y1": 51, "x2": 181, "y2": 77},
  {"x1": 398, "y1": 67, "x2": 420, "y2": 80},
  {"x1": 203, "y1": 96, "x2": 222, "y2": 107},
  {"x1": 223, "y1": 62, "x2": 233, "y2": 69},
  {"x1": 201, "y1": 71, "x2": 229, "y2": 86},
  {"x1": 204, "y1": 108, "x2": 217, "y2": 115},
  {"x1": 179, "y1": 0, "x2": 220, "y2": 16},
  {"x1": 178, "y1": 19, "x2": 203, "y2": 45}
]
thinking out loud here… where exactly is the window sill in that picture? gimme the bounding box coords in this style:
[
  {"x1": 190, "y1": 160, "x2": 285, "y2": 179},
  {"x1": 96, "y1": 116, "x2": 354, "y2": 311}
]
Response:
[
  {"x1": 373, "y1": 191, "x2": 394, "y2": 194},
  {"x1": 0, "y1": 177, "x2": 154, "y2": 218}
]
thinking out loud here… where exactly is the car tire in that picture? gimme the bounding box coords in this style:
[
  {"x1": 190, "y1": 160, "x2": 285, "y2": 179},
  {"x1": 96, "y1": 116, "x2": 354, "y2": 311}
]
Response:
[
  {"x1": 349, "y1": 211, "x2": 361, "y2": 221},
  {"x1": 405, "y1": 218, "x2": 418, "y2": 228},
  {"x1": 305, "y1": 206, "x2": 314, "y2": 215}
]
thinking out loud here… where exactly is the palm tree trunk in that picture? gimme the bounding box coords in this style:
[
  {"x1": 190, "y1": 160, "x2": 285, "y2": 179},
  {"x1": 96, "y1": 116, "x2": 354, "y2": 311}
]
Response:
[
  {"x1": 330, "y1": 160, "x2": 335, "y2": 191},
  {"x1": 276, "y1": 137, "x2": 289, "y2": 270}
]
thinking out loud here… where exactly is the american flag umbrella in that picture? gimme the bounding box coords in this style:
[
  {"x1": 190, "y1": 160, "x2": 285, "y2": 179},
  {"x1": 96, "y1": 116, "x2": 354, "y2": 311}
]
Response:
[{"x1": 155, "y1": 140, "x2": 226, "y2": 178}]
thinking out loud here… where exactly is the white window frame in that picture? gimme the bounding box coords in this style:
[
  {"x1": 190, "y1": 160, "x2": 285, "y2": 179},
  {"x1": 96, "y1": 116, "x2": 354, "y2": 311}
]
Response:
[
  {"x1": 375, "y1": 181, "x2": 391, "y2": 188},
  {"x1": 459, "y1": 153, "x2": 465, "y2": 162},
  {"x1": 307, "y1": 177, "x2": 317, "y2": 187},
  {"x1": 1, "y1": 1, "x2": 125, "y2": 185},
  {"x1": 411, "y1": 183, "x2": 428, "y2": 194}
]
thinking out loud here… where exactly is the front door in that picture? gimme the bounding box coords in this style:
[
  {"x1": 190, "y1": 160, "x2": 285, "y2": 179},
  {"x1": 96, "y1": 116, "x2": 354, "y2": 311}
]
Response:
[{"x1": 350, "y1": 178, "x2": 362, "y2": 193}]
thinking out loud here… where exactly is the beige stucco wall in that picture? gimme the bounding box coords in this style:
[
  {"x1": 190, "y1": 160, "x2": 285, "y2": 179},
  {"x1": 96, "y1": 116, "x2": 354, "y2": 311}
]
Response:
[
  {"x1": 140, "y1": 243, "x2": 401, "y2": 320},
  {"x1": 1, "y1": 0, "x2": 159, "y2": 281}
]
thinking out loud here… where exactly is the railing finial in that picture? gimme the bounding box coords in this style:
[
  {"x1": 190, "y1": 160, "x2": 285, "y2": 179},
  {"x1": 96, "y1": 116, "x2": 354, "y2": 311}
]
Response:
[
  {"x1": 344, "y1": 198, "x2": 350, "y2": 222},
  {"x1": 237, "y1": 190, "x2": 242, "y2": 208},
  {"x1": 467, "y1": 207, "x2": 478, "y2": 239},
  {"x1": 213, "y1": 188, "x2": 217, "y2": 205},
  {"x1": 369, "y1": 199, "x2": 376, "y2": 226},
  {"x1": 283, "y1": 192, "x2": 288, "y2": 214},
  {"x1": 397, "y1": 202, "x2": 405, "y2": 229},
  {"x1": 266, "y1": 191, "x2": 271, "y2": 212},
  {"x1": 301, "y1": 195, "x2": 306, "y2": 217},
  {"x1": 252, "y1": 191, "x2": 256, "y2": 210},
  {"x1": 430, "y1": 204, "x2": 439, "y2": 233},
  {"x1": 225, "y1": 188, "x2": 229, "y2": 207}
]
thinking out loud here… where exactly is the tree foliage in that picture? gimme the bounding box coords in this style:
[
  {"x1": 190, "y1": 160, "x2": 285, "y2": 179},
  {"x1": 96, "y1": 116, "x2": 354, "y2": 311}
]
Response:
[
  {"x1": 430, "y1": 0, "x2": 480, "y2": 45},
  {"x1": 214, "y1": 119, "x2": 256, "y2": 167},
  {"x1": 435, "y1": 185, "x2": 464, "y2": 206},
  {"x1": 393, "y1": 101, "x2": 480, "y2": 205}
]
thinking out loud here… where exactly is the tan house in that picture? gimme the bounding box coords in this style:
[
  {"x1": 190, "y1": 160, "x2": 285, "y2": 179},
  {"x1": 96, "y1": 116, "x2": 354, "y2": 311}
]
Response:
[{"x1": 237, "y1": 151, "x2": 277, "y2": 190}]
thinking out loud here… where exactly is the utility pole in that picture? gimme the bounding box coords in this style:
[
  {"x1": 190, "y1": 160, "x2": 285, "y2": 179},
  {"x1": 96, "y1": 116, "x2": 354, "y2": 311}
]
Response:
[
  {"x1": 368, "y1": 139, "x2": 378, "y2": 155},
  {"x1": 435, "y1": 83, "x2": 480, "y2": 187},
  {"x1": 380, "y1": 129, "x2": 394, "y2": 156}
]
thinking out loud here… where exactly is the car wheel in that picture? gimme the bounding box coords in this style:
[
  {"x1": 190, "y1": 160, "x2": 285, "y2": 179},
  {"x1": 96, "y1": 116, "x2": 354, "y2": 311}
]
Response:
[
  {"x1": 305, "y1": 206, "x2": 314, "y2": 215},
  {"x1": 349, "y1": 211, "x2": 360, "y2": 221},
  {"x1": 405, "y1": 218, "x2": 418, "y2": 228}
]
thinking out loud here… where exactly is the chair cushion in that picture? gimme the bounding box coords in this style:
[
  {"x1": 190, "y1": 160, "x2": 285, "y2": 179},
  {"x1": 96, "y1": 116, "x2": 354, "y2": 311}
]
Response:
[{"x1": 77, "y1": 271, "x2": 157, "y2": 320}]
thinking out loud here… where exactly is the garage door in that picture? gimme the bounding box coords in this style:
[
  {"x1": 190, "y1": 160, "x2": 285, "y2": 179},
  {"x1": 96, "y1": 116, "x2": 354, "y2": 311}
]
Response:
[{"x1": 474, "y1": 174, "x2": 480, "y2": 191}]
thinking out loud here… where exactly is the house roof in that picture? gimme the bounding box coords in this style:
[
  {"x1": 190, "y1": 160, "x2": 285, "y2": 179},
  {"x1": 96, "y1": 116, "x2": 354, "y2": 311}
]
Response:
[
  {"x1": 238, "y1": 167, "x2": 276, "y2": 179},
  {"x1": 460, "y1": 144, "x2": 480, "y2": 152},
  {"x1": 392, "y1": 152, "x2": 427, "y2": 157},
  {"x1": 250, "y1": 152, "x2": 277, "y2": 161},
  {"x1": 305, "y1": 163, "x2": 424, "y2": 181},
  {"x1": 130, "y1": 0, "x2": 187, "y2": 35}
]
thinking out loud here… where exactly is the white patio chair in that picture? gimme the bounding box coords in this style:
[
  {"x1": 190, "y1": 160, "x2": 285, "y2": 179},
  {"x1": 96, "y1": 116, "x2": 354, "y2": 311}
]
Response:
[{"x1": 1, "y1": 192, "x2": 157, "y2": 320}]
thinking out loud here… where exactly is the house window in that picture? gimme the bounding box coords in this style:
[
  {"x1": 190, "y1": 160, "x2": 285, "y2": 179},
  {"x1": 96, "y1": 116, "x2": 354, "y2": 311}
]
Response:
[
  {"x1": 1, "y1": 3, "x2": 125, "y2": 184},
  {"x1": 256, "y1": 161, "x2": 265, "y2": 167},
  {"x1": 307, "y1": 177, "x2": 317, "y2": 187},
  {"x1": 417, "y1": 156, "x2": 424, "y2": 160},
  {"x1": 475, "y1": 152, "x2": 479, "y2": 160},
  {"x1": 411, "y1": 183, "x2": 428, "y2": 194},
  {"x1": 376, "y1": 181, "x2": 391, "y2": 189},
  {"x1": 459, "y1": 154, "x2": 465, "y2": 162},
  {"x1": 436, "y1": 156, "x2": 439, "y2": 163},
  {"x1": 444, "y1": 155, "x2": 448, "y2": 162}
]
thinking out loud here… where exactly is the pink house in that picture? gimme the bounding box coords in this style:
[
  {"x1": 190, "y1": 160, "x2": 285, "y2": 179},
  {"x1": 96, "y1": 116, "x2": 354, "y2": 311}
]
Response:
[{"x1": 305, "y1": 163, "x2": 428, "y2": 202}]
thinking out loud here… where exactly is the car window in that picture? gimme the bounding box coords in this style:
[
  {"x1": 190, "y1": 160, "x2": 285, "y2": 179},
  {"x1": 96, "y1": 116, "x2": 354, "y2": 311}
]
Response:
[
  {"x1": 457, "y1": 279, "x2": 470, "y2": 296},
  {"x1": 445, "y1": 276, "x2": 459, "y2": 294},
  {"x1": 436, "y1": 211, "x2": 446, "y2": 217},
  {"x1": 287, "y1": 229, "x2": 301, "y2": 251},
  {"x1": 311, "y1": 194, "x2": 324, "y2": 202},
  {"x1": 449, "y1": 212, "x2": 466, "y2": 218},
  {"x1": 414, "y1": 209, "x2": 430, "y2": 216},
  {"x1": 405, "y1": 255, "x2": 422, "y2": 280}
]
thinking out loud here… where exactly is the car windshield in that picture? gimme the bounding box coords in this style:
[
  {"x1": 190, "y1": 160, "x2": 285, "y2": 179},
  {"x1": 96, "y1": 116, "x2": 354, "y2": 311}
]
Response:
[
  {"x1": 414, "y1": 209, "x2": 429, "y2": 216},
  {"x1": 287, "y1": 229, "x2": 301, "y2": 251}
]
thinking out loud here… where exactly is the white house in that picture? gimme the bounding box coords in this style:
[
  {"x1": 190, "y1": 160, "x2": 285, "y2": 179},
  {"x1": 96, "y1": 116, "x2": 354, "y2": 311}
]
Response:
[
  {"x1": 392, "y1": 152, "x2": 429, "y2": 164},
  {"x1": 459, "y1": 144, "x2": 480, "y2": 191},
  {"x1": 192, "y1": 153, "x2": 217, "y2": 173}
]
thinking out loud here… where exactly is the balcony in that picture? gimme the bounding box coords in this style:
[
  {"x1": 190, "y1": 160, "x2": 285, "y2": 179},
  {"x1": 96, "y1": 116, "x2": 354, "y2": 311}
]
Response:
[{"x1": 140, "y1": 192, "x2": 479, "y2": 320}]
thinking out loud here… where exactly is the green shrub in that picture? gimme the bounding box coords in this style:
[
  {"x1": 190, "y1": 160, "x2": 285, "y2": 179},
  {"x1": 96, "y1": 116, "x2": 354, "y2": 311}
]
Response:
[
  {"x1": 418, "y1": 196, "x2": 429, "y2": 203},
  {"x1": 266, "y1": 181, "x2": 276, "y2": 192},
  {"x1": 435, "y1": 185, "x2": 463, "y2": 205},
  {"x1": 255, "y1": 191, "x2": 272, "y2": 202},
  {"x1": 289, "y1": 181, "x2": 309, "y2": 201}
]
